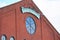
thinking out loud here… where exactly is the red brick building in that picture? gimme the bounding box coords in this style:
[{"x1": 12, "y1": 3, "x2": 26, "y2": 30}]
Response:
[{"x1": 0, "y1": 0, "x2": 60, "y2": 40}]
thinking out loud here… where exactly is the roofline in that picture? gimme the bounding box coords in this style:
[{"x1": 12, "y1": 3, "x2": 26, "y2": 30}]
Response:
[
  {"x1": 0, "y1": 0, "x2": 59, "y2": 36},
  {"x1": 42, "y1": 14, "x2": 60, "y2": 35}
]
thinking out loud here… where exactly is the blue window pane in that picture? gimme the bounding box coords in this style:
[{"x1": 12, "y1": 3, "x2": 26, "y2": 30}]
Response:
[
  {"x1": 10, "y1": 37, "x2": 14, "y2": 40},
  {"x1": 1, "y1": 35, "x2": 6, "y2": 40},
  {"x1": 26, "y1": 17, "x2": 36, "y2": 35}
]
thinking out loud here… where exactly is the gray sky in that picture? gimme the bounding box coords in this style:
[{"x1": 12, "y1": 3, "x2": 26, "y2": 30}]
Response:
[
  {"x1": 33, "y1": 0, "x2": 60, "y2": 33},
  {"x1": 0, "y1": 0, "x2": 60, "y2": 34}
]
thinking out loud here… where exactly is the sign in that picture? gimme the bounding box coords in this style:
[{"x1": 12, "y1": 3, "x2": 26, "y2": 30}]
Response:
[{"x1": 21, "y1": 7, "x2": 40, "y2": 19}]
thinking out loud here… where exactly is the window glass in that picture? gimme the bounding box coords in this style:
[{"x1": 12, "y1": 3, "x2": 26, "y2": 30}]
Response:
[
  {"x1": 26, "y1": 17, "x2": 36, "y2": 35},
  {"x1": 10, "y1": 37, "x2": 15, "y2": 40},
  {"x1": 1, "y1": 35, "x2": 6, "y2": 40}
]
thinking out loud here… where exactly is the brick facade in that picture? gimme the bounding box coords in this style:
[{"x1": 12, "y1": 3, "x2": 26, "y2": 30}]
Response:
[{"x1": 0, "y1": 0, "x2": 60, "y2": 40}]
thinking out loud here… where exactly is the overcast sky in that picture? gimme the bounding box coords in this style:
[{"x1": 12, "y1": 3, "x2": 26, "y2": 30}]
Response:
[
  {"x1": 33, "y1": 0, "x2": 60, "y2": 34},
  {"x1": 0, "y1": 0, "x2": 60, "y2": 34}
]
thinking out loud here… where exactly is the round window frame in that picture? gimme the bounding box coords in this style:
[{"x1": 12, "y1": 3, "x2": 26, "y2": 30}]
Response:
[
  {"x1": 1, "y1": 34, "x2": 7, "y2": 40},
  {"x1": 10, "y1": 36, "x2": 15, "y2": 40},
  {"x1": 25, "y1": 16, "x2": 36, "y2": 35}
]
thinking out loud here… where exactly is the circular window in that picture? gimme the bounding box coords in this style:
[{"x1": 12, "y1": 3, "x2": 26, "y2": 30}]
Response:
[
  {"x1": 10, "y1": 36, "x2": 15, "y2": 40},
  {"x1": 26, "y1": 17, "x2": 36, "y2": 35},
  {"x1": 1, "y1": 35, "x2": 6, "y2": 40}
]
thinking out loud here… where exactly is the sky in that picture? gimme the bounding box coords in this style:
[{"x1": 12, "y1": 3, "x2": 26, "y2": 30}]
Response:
[
  {"x1": 33, "y1": 0, "x2": 60, "y2": 34},
  {"x1": 0, "y1": 0, "x2": 60, "y2": 34},
  {"x1": 0, "y1": 0, "x2": 21, "y2": 8}
]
